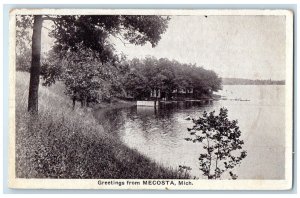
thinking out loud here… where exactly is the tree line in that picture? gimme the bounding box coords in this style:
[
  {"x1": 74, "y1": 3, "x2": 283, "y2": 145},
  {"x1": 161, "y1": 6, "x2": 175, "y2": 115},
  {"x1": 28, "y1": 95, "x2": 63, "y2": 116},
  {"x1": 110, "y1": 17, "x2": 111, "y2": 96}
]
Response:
[
  {"x1": 122, "y1": 57, "x2": 222, "y2": 100},
  {"x1": 16, "y1": 14, "x2": 221, "y2": 112},
  {"x1": 17, "y1": 45, "x2": 222, "y2": 107}
]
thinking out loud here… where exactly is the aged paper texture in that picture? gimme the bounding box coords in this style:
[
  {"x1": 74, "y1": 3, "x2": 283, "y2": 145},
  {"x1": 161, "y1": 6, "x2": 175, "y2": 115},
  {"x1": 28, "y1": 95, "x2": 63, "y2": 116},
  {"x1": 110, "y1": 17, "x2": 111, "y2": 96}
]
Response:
[{"x1": 8, "y1": 9, "x2": 293, "y2": 190}]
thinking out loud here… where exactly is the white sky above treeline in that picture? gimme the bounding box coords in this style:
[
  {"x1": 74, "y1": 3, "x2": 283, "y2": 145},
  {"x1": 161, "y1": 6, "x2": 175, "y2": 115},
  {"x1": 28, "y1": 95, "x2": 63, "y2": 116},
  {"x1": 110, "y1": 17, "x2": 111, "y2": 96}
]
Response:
[{"x1": 41, "y1": 15, "x2": 286, "y2": 80}]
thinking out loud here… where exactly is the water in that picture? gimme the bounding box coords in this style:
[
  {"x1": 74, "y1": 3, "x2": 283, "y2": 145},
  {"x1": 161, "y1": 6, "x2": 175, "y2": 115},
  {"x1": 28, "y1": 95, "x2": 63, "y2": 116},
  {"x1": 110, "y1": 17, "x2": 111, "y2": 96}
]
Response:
[{"x1": 94, "y1": 85, "x2": 285, "y2": 179}]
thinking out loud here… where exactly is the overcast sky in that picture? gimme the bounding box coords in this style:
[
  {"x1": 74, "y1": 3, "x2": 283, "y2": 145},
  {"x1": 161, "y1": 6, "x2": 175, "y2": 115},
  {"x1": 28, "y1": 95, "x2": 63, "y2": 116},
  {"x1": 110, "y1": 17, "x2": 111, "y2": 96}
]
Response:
[{"x1": 42, "y1": 15, "x2": 286, "y2": 80}]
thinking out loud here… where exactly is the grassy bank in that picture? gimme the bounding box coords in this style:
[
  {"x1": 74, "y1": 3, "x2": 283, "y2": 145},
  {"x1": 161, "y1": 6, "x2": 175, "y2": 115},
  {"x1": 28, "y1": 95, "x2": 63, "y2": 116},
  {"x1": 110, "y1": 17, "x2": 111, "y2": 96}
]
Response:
[{"x1": 16, "y1": 72, "x2": 189, "y2": 179}]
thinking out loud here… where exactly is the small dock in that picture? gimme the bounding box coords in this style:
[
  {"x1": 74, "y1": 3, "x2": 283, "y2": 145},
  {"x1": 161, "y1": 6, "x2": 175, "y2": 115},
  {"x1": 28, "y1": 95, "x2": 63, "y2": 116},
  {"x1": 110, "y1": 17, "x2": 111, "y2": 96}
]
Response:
[{"x1": 137, "y1": 101, "x2": 157, "y2": 106}]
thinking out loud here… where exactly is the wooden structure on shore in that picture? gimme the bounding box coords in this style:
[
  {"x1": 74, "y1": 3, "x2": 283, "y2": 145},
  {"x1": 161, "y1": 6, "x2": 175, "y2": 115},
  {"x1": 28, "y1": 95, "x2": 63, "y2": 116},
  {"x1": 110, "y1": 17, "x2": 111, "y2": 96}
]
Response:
[{"x1": 137, "y1": 101, "x2": 157, "y2": 107}]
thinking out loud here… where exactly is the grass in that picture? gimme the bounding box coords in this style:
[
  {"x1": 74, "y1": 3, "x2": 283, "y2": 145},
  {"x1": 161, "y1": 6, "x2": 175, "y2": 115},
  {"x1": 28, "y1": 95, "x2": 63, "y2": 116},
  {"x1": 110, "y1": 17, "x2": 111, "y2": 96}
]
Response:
[{"x1": 15, "y1": 71, "x2": 189, "y2": 179}]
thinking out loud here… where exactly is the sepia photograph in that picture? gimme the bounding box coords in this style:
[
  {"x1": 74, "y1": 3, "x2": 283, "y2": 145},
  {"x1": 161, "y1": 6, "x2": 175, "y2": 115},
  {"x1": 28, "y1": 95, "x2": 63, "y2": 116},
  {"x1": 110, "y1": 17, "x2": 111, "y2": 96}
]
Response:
[{"x1": 8, "y1": 9, "x2": 293, "y2": 190}]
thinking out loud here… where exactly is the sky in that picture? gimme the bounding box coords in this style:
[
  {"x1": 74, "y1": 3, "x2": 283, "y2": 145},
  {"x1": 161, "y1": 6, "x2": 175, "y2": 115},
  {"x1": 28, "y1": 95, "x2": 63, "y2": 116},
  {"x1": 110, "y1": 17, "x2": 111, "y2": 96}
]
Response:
[{"x1": 42, "y1": 15, "x2": 286, "y2": 80}]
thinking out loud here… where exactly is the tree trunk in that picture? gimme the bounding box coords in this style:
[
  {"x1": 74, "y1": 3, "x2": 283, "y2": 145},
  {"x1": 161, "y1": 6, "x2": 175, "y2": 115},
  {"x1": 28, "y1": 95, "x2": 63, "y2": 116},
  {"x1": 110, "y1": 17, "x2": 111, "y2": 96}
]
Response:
[
  {"x1": 72, "y1": 97, "x2": 76, "y2": 110},
  {"x1": 28, "y1": 15, "x2": 43, "y2": 114},
  {"x1": 72, "y1": 91, "x2": 77, "y2": 110}
]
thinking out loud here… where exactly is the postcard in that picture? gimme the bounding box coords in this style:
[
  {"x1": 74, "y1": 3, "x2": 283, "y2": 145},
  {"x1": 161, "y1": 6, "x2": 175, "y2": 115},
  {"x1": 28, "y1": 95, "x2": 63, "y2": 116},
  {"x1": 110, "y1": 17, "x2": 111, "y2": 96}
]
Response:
[{"x1": 8, "y1": 8, "x2": 293, "y2": 190}]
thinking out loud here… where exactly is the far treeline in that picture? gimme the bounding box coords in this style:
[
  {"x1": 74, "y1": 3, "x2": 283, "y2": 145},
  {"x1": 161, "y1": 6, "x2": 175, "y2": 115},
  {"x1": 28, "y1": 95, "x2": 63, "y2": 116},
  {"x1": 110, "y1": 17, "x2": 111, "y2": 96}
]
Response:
[{"x1": 222, "y1": 78, "x2": 285, "y2": 85}]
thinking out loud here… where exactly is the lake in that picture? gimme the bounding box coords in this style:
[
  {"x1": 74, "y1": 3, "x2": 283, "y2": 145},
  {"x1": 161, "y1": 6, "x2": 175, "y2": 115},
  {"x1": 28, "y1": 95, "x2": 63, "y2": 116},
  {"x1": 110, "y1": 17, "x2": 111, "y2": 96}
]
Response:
[{"x1": 94, "y1": 85, "x2": 285, "y2": 179}]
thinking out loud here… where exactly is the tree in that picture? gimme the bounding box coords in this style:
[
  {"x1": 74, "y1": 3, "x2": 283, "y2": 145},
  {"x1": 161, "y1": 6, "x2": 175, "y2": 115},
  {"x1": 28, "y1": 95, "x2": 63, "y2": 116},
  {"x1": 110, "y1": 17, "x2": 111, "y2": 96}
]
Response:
[
  {"x1": 123, "y1": 71, "x2": 149, "y2": 100},
  {"x1": 157, "y1": 58, "x2": 177, "y2": 99},
  {"x1": 28, "y1": 15, "x2": 43, "y2": 113},
  {"x1": 41, "y1": 43, "x2": 130, "y2": 107},
  {"x1": 17, "y1": 15, "x2": 170, "y2": 114},
  {"x1": 184, "y1": 108, "x2": 247, "y2": 179},
  {"x1": 61, "y1": 46, "x2": 122, "y2": 107}
]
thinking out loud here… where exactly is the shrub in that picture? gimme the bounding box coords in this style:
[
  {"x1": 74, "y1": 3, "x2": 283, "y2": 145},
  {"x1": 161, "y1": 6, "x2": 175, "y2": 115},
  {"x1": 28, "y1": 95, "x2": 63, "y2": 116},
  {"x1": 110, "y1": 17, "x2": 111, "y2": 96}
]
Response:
[{"x1": 184, "y1": 108, "x2": 247, "y2": 179}]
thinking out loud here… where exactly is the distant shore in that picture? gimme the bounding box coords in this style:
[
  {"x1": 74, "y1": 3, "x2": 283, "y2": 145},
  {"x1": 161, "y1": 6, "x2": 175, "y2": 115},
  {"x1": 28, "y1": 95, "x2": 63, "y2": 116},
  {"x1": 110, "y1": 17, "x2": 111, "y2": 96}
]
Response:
[{"x1": 222, "y1": 78, "x2": 285, "y2": 85}]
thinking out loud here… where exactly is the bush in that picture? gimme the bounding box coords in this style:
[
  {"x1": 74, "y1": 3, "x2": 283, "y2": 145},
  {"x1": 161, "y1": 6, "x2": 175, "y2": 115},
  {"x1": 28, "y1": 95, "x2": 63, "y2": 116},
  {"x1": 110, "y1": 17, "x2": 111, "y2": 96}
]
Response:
[{"x1": 184, "y1": 108, "x2": 247, "y2": 179}]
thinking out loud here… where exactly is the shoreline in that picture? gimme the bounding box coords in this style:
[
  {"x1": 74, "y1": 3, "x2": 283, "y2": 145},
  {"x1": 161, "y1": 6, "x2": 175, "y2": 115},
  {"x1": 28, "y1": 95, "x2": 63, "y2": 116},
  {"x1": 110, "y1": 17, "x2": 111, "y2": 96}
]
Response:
[
  {"x1": 15, "y1": 72, "x2": 190, "y2": 179},
  {"x1": 93, "y1": 99, "x2": 136, "y2": 111}
]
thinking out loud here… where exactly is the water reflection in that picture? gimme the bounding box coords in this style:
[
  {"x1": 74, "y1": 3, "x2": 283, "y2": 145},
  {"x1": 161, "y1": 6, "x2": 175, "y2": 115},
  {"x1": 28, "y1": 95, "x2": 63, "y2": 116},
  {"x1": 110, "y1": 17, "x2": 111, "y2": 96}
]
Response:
[{"x1": 94, "y1": 85, "x2": 285, "y2": 179}]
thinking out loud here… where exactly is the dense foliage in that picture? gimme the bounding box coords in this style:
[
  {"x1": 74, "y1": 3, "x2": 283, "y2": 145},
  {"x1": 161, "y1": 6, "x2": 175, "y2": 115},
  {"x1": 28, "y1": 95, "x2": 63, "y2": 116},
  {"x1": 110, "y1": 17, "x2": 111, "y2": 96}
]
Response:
[
  {"x1": 41, "y1": 45, "x2": 126, "y2": 106},
  {"x1": 185, "y1": 108, "x2": 247, "y2": 179},
  {"x1": 16, "y1": 15, "x2": 170, "y2": 113},
  {"x1": 40, "y1": 53, "x2": 221, "y2": 106},
  {"x1": 122, "y1": 57, "x2": 222, "y2": 100}
]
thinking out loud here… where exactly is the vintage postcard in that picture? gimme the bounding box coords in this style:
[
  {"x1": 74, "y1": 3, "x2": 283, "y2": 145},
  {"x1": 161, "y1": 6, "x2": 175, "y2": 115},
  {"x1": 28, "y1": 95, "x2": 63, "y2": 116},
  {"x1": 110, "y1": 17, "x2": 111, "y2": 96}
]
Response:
[{"x1": 8, "y1": 9, "x2": 293, "y2": 190}]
